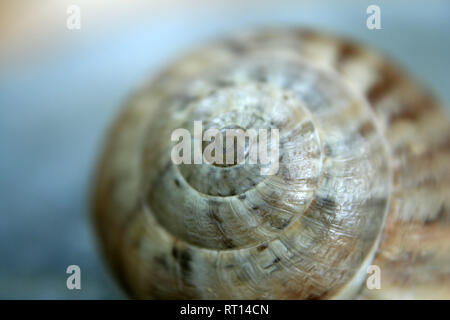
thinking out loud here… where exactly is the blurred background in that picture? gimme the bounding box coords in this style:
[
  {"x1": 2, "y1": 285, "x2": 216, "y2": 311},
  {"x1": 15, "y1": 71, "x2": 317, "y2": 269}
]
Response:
[{"x1": 0, "y1": 0, "x2": 449, "y2": 299}]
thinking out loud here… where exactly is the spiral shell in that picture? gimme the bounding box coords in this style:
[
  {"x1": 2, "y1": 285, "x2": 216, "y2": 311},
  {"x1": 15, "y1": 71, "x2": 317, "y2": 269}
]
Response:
[{"x1": 93, "y1": 29, "x2": 450, "y2": 299}]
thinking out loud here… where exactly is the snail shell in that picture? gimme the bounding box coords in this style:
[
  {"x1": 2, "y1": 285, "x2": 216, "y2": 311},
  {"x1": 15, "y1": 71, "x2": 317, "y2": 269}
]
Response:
[{"x1": 93, "y1": 29, "x2": 450, "y2": 299}]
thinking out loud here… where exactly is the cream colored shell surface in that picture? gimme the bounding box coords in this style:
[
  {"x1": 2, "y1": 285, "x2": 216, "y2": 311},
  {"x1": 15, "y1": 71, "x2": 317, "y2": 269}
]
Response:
[{"x1": 93, "y1": 29, "x2": 450, "y2": 299}]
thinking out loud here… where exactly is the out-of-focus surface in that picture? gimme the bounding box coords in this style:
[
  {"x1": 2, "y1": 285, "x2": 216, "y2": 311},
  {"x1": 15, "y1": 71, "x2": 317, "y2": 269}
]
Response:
[{"x1": 0, "y1": 0, "x2": 449, "y2": 299}]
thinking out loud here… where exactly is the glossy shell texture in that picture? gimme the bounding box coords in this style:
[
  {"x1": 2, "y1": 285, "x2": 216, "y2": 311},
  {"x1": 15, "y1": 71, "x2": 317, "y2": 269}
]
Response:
[{"x1": 93, "y1": 29, "x2": 450, "y2": 299}]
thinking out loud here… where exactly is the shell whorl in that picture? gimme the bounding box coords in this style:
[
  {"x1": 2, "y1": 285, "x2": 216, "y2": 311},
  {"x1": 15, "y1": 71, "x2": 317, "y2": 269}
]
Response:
[{"x1": 93, "y1": 29, "x2": 450, "y2": 299}]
